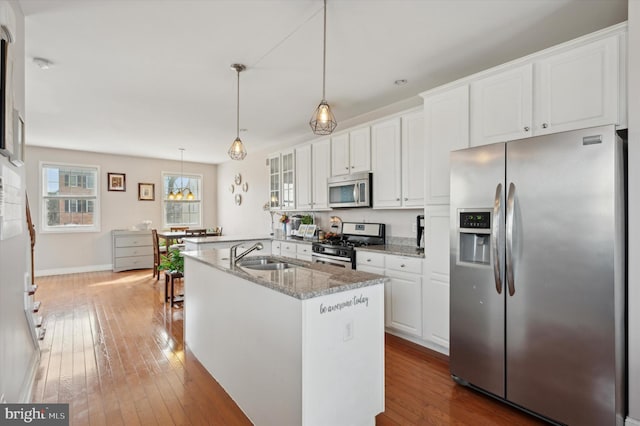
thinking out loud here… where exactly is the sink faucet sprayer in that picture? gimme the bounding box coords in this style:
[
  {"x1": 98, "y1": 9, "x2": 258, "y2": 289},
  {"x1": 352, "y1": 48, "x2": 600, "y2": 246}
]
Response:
[{"x1": 230, "y1": 242, "x2": 264, "y2": 266}]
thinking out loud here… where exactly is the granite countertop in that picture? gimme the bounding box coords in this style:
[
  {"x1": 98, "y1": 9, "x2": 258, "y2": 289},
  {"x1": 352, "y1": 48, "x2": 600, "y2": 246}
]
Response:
[
  {"x1": 271, "y1": 236, "x2": 315, "y2": 245},
  {"x1": 182, "y1": 234, "x2": 272, "y2": 244},
  {"x1": 356, "y1": 244, "x2": 425, "y2": 258},
  {"x1": 182, "y1": 249, "x2": 387, "y2": 300}
]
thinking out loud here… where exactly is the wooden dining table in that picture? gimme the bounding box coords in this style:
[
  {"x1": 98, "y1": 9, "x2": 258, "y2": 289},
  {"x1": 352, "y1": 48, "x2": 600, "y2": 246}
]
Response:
[{"x1": 157, "y1": 230, "x2": 221, "y2": 247}]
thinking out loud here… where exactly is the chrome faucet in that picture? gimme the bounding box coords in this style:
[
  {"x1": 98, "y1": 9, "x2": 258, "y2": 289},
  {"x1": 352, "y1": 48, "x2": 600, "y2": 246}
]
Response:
[{"x1": 230, "y1": 242, "x2": 264, "y2": 266}]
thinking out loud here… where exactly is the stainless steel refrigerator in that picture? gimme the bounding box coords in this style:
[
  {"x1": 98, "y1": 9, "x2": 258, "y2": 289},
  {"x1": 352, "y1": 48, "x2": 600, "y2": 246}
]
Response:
[{"x1": 449, "y1": 125, "x2": 625, "y2": 425}]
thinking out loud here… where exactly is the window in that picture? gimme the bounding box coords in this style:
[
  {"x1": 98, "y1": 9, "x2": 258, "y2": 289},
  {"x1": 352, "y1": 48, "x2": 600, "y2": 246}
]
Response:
[
  {"x1": 41, "y1": 163, "x2": 100, "y2": 232},
  {"x1": 162, "y1": 172, "x2": 202, "y2": 227}
]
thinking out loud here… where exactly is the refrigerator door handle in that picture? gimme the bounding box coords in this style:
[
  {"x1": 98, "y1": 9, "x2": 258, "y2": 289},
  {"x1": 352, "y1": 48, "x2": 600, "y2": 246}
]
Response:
[
  {"x1": 492, "y1": 183, "x2": 503, "y2": 294},
  {"x1": 506, "y1": 182, "x2": 516, "y2": 296}
]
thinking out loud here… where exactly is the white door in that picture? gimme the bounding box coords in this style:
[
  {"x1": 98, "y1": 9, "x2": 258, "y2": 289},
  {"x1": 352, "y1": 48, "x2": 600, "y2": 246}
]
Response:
[
  {"x1": 312, "y1": 139, "x2": 331, "y2": 209},
  {"x1": 295, "y1": 145, "x2": 312, "y2": 209},
  {"x1": 330, "y1": 133, "x2": 350, "y2": 176},
  {"x1": 401, "y1": 111, "x2": 425, "y2": 207},
  {"x1": 349, "y1": 127, "x2": 371, "y2": 173},
  {"x1": 470, "y1": 64, "x2": 533, "y2": 146},
  {"x1": 371, "y1": 118, "x2": 401, "y2": 208},
  {"x1": 423, "y1": 85, "x2": 470, "y2": 205},
  {"x1": 534, "y1": 35, "x2": 618, "y2": 135}
]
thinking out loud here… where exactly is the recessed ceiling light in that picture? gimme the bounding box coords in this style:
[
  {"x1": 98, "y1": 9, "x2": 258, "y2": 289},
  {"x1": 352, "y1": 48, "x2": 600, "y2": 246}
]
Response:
[
  {"x1": 394, "y1": 79, "x2": 408, "y2": 86},
  {"x1": 33, "y1": 57, "x2": 53, "y2": 70}
]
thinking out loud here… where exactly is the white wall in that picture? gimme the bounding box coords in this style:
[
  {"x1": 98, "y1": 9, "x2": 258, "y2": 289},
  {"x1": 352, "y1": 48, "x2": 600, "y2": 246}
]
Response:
[
  {"x1": 25, "y1": 146, "x2": 217, "y2": 274},
  {"x1": 0, "y1": 0, "x2": 37, "y2": 403},
  {"x1": 627, "y1": 0, "x2": 639, "y2": 423}
]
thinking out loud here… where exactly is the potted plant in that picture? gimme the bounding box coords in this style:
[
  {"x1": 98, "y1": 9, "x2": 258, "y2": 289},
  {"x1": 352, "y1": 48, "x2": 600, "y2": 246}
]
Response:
[{"x1": 158, "y1": 248, "x2": 184, "y2": 274}]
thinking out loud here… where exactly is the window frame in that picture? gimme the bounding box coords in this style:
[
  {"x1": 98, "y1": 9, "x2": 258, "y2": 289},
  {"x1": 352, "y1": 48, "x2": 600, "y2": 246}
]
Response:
[
  {"x1": 161, "y1": 171, "x2": 203, "y2": 229},
  {"x1": 40, "y1": 161, "x2": 101, "y2": 233}
]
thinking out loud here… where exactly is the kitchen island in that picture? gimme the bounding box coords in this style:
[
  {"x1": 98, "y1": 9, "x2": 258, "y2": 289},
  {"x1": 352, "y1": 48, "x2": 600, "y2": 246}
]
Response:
[{"x1": 182, "y1": 249, "x2": 387, "y2": 426}]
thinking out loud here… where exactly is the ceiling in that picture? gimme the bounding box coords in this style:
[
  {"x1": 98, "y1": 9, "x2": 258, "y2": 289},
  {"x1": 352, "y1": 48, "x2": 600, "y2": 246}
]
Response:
[{"x1": 20, "y1": 0, "x2": 627, "y2": 164}]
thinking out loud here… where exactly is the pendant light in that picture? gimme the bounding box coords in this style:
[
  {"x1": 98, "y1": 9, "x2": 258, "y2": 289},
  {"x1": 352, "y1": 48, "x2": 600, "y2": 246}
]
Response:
[
  {"x1": 228, "y1": 64, "x2": 247, "y2": 160},
  {"x1": 309, "y1": 0, "x2": 337, "y2": 135},
  {"x1": 168, "y1": 148, "x2": 194, "y2": 200}
]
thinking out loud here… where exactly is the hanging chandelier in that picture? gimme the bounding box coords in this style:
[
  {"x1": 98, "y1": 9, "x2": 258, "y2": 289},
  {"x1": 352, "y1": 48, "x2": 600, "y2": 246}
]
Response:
[
  {"x1": 228, "y1": 63, "x2": 247, "y2": 160},
  {"x1": 168, "y1": 148, "x2": 194, "y2": 200},
  {"x1": 309, "y1": 0, "x2": 337, "y2": 135}
]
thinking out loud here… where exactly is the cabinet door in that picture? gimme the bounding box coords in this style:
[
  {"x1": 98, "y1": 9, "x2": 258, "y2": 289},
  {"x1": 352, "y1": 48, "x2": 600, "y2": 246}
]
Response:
[
  {"x1": 295, "y1": 145, "x2": 312, "y2": 209},
  {"x1": 268, "y1": 154, "x2": 281, "y2": 209},
  {"x1": 422, "y1": 205, "x2": 450, "y2": 352},
  {"x1": 401, "y1": 111, "x2": 425, "y2": 207},
  {"x1": 423, "y1": 85, "x2": 470, "y2": 205},
  {"x1": 312, "y1": 139, "x2": 331, "y2": 209},
  {"x1": 281, "y1": 150, "x2": 296, "y2": 209},
  {"x1": 534, "y1": 35, "x2": 618, "y2": 135},
  {"x1": 281, "y1": 242, "x2": 297, "y2": 259},
  {"x1": 371, "y1": 118, "x2": 402, "y2": 208},
  {"x1": 349, "y1": 127, "x2": 371, "y2": 173},
  {"x1": 330, "y1": 133, "x2": 350, "y2": 176},
  {"x1": 387, "y1": 270, "x2": 422, "y2": 337},
  {"x1": 470, "y1": 64, "x2": 533, "y2": 146}
]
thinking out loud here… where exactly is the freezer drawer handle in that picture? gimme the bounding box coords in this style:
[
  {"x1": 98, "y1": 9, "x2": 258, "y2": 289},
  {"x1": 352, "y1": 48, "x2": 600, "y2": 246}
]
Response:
[
  {"x1": 506, "y1": 182, "x2": 516, "y2": 296},
  {"x1": 492, "y1": 183, "x2": 503, "y2": 295}
]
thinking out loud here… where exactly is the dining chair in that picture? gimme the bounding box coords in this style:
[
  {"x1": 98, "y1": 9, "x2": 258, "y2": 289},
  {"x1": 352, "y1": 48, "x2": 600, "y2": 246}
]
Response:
[
  {"x1": 151, "y1": 229, "x2": 166, "y2": 280},
  {"x1": 170, "y1": 226, "x2": 189, "y2": 232},
  {"x1": 185, "y1": 229, "x2": 207, "y2": 236}
]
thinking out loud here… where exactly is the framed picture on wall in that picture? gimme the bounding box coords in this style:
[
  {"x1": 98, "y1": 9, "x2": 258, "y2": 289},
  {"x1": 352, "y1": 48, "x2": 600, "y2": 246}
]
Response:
[
  {"x1": 138, "y1": 183, "x2": 154, "y2": 201},
  {"x1": 9, "y1": 111, "x2": 24, "y2": 166},
  {"x1": 0, "y1": 27, "x2": 14, "y2": 158},
  {"x1": 108, "y1": 172, "x2": 126, "y2": 191}
]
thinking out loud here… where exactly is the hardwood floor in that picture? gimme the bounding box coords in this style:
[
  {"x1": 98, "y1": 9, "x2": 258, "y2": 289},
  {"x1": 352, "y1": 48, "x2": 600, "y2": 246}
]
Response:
[{"x1": 32, "y1": 269, "x2": 545, "y2": 425}]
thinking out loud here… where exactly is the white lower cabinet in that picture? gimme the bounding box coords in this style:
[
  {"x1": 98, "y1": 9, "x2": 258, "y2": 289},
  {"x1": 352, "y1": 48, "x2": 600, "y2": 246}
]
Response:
[
  {"x1": 279, "y1": 241, "x2": 312, "y2": 261},
  {"x1": 272, "y1": 240, "x2": 281, "y2": 256},
  {"x1": 356, "y1": 251, "x2": 422, "y2": 338}
]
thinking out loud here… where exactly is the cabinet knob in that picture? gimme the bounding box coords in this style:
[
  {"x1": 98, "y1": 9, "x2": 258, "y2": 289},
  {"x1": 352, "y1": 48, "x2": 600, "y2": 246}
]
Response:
[
  {"x1": 351, "y1": 166, "x2": 354, "y2": 169},
  {"x1": 400, "y1": 264, "x2": 406, "y2": 268},
  {"x1": 396, "y1": 198, "x2": 400, "y2": 201},
  {"x1": 542, "y1": 123, "x2": 548, "y2": 129},
  {"x1": 404, "y1": 197, "x2": 408, "y2": 201},
  {"x1": 367, "y1": 259, "x2": 371, "y2": 262},
  {"x1": 524, "y1": 126, "x2": 530, "y2": 132},
  {"x1": 345, "y1": 167, "x2": 349, "y2": 170}
]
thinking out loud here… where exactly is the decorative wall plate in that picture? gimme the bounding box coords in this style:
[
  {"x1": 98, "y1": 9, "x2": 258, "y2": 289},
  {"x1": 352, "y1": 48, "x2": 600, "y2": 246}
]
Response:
[
  {"x1": 242, "y1": 182, "x2": 249, "y2": 192},
  {"x1": 234, "y1": 173, "x2": 242, "y2": 185},
  {"x1": 229, "y1": 184, "x2": 235, "y2": 193},
  {"x1": 235, "y1": 194, "x2": 242, "y2": 205}
]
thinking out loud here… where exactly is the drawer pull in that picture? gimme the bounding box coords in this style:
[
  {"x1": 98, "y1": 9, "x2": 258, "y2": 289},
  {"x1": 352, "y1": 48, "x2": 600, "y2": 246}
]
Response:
[
  {"x1": 367, "y1": 259, "x2": 371, "y2": 262},
  {"x1": 400, "y1": 264, "x2": 406, "y2": 268}
]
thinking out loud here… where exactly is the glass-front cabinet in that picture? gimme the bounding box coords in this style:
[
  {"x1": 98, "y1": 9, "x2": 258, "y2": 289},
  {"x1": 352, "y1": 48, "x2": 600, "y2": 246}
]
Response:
[
  {"x1": 268, "y1": 150, "x2": 295, "y2": 210},
  {"x1": 268, "y1": 154, "x2": 281, "y2": 209}
]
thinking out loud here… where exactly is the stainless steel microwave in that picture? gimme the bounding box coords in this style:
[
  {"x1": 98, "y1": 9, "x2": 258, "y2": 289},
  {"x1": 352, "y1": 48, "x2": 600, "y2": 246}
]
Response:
[{"x1": 327, "y1": 172, "x2": 372, "y2": 208}]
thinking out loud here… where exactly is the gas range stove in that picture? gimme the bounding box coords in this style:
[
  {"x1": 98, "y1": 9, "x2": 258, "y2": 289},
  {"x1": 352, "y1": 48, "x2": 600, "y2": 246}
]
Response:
[{"x1": 311, "y1": 222, "x2": 385, "y2": 269}]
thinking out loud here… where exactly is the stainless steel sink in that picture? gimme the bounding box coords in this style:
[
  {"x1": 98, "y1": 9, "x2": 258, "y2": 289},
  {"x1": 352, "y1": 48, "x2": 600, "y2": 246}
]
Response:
[{"x1": 236, "y1": 256, "x2": 299, "y2": 270}]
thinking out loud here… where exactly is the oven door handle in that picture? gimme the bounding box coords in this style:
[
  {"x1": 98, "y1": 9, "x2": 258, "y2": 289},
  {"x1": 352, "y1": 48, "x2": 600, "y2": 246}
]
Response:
[{"x1": 312, "y1": 254, "x2": 353, "y2": 269}]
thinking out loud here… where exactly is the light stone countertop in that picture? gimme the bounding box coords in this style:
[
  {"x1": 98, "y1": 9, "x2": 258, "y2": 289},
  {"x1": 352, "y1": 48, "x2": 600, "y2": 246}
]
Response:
[
  {"x1": 182, "y1": 234, "x2": 272, "y2": 244},
  {"x1": 271, "y1": 236, "x2": 315, "y2": 245},
  {"x1": 182, "y1": 249, "x2": 387, "y2": 300},
  {"x1": 356, "y1": 244, "x2": 425, "y2": 258}
]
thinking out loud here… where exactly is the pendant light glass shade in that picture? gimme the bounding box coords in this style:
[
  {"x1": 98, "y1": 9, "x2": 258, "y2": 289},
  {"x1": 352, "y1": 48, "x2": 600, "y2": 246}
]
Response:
[
  {"x1": 228, "y1": 64, "x2": 247, "y2": 160},
  {"x1": 168, "y1": 148, "x2": 194, "y2": 200},
  {"x1": 309, "y1": 0, "x2": 337, "y2": 135}
]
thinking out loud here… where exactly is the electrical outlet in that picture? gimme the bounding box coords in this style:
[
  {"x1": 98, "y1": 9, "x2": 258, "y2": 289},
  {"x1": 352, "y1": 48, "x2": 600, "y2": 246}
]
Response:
[
  {"x1": 0, "y1": 393, "x2": 6, "y2": 403},
  {"x1": 343, "y1": 320, "x2": 354, "y2": 341}
]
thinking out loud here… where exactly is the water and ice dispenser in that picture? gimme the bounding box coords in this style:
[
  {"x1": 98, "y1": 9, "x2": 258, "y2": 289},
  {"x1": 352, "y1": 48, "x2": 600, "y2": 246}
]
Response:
[{"x1": 457, "y1": 211, "x2": 491, "y2": 265}]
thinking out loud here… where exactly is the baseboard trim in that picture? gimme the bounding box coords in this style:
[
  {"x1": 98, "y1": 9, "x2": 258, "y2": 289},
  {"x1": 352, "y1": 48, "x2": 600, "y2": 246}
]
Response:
[
  {"x1": 19, "y1": 349, "x2": 40, "y2": 403},
  {"x1": 35, "y1": 264, "x2": 113, "y2": 277},
  {"x1": 385, "y1": 328, "x2": 449, "y2": 358},
  {"x1": 627, "y1": 416, "x2": 640, "y2": 426}
]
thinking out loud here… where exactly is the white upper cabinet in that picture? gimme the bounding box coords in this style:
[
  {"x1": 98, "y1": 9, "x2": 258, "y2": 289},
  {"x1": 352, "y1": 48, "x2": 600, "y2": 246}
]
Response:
[
  {"x1": 330, "y1": 127, "x2": 371, "y2": 177},
  {"x1": 311, "y1": 139, "x2": 331, "y2": 210},
  {"x1": 330, "y1": 133, "x2": 350, "y2": 176},
  {"x1": 281, "y1": 149, "x2": 296, "y2": 210},
  {"x1": 534, "y1": 35, "x2": 619, "y2": 135},
  {"x1": 295, "y1": 144, "x2": 312, "y2": 209},
  {"x1": 471, "y1": 34, "x2": 620, "y2": 146},
  {"x1": 372, "y1": 118, "x2": 402, "y2": 208},
  {"x1": 268, "y1": 154, "x2": 282, "y2": 209},
  {"x1": 349, "y1": 127, "x2": 372, "y2": 174},
  {"x1": 295, "y1": 139, "x2": 330, "y2": 211},
  {"x1": 422, "y1": 84, "x2": 470, "y2": 205},
  {"x1": 470, "y1": 64, "x2": 533, "y2": 146},
  {"x1": 401, "y1": 111, "x2": 425, "y2": 207}
]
